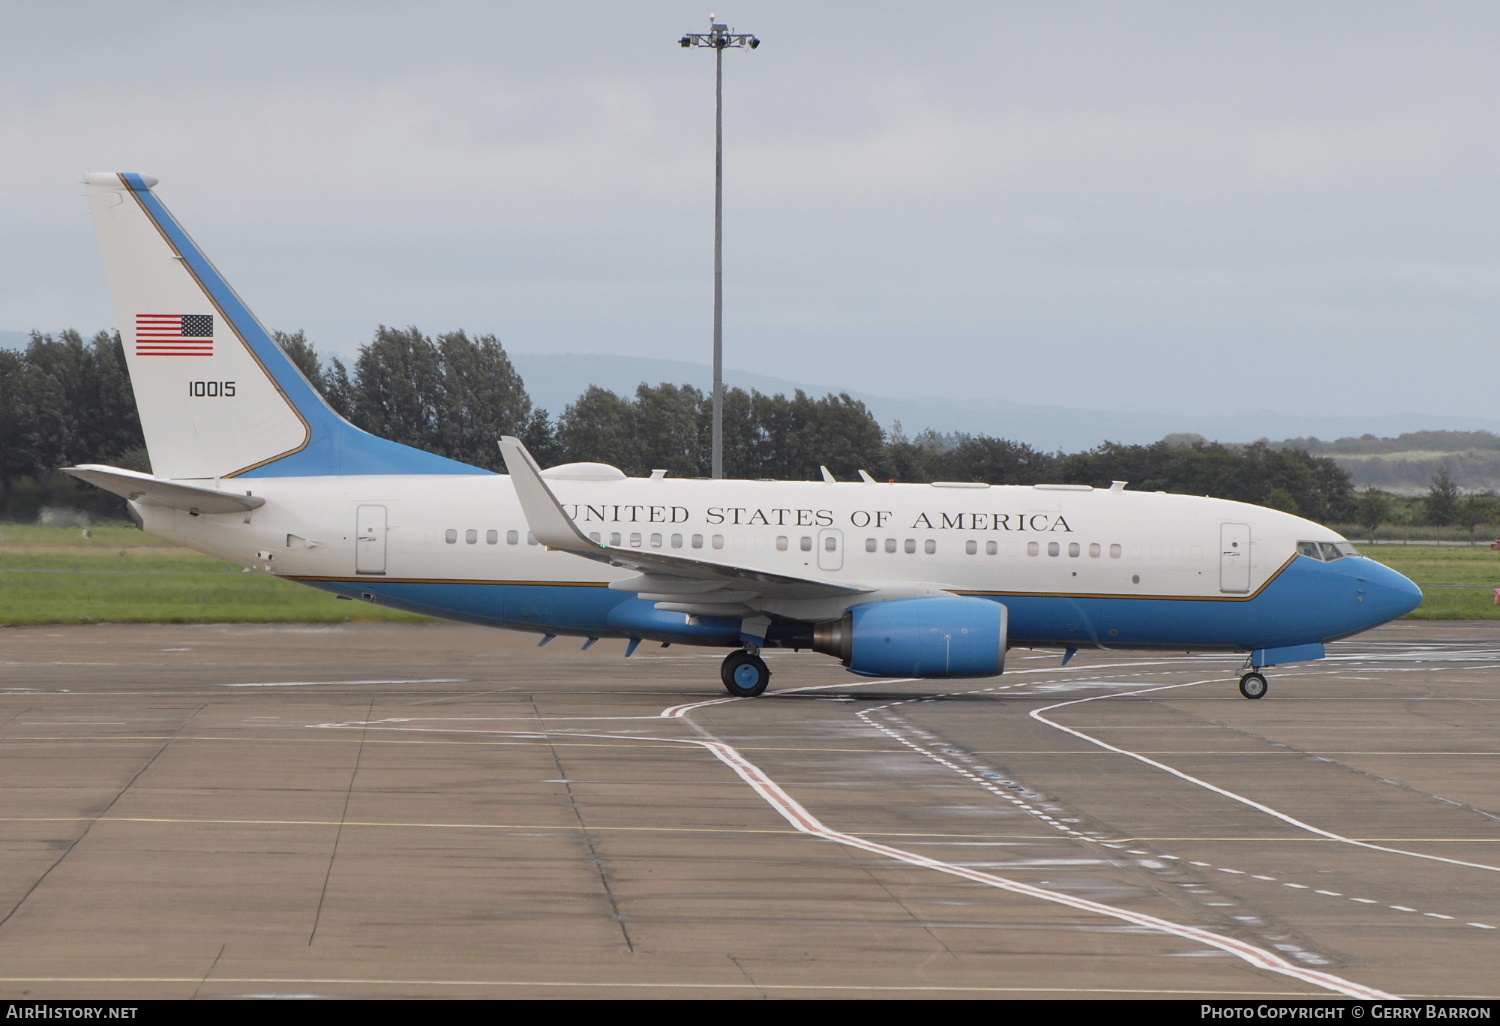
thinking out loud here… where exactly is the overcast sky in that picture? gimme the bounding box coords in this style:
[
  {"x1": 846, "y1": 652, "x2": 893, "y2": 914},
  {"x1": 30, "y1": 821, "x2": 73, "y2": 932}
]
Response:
[{"x1": 3, "y1": 1, "x2": 1496, "y2": 421}]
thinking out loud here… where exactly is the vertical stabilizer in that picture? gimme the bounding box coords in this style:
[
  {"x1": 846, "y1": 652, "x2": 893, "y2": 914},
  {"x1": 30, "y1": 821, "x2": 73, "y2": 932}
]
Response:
[{"x1": 84, "y1": 172, "x2": 486, "y2": 480}]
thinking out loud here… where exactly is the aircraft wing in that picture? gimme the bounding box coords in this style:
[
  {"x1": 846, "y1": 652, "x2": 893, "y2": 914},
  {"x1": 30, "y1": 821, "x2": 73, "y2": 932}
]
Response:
[
  {"x1": 498, "y1": 437, "x2": 868, "y2": 613},
  {"x1": 63, "y1": 464, "x2": 266, "y2": 515}
]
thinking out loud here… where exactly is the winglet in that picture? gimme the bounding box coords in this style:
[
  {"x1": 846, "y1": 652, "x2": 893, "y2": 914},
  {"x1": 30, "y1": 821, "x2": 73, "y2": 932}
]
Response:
[{"x1": 498, "y1": 437, "x2": 604, "y2": 555}]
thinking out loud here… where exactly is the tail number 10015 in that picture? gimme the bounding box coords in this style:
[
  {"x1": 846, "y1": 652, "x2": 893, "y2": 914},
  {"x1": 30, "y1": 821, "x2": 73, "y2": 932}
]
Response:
[{"x1": 188, "y1": 381, "x2": 236, "y2": 397}]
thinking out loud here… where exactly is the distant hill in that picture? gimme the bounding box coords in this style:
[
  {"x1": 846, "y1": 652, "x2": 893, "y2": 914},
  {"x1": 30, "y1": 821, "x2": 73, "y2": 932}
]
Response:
[{"x1": 1261, "y1": 430, "x2": 1500, "y2": 495}]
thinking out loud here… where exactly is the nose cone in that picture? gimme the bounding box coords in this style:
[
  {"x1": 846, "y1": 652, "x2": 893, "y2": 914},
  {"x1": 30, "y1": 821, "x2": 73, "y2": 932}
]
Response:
[{"x1": 1358, "y1": 557, "x2": 1424, "y2": 626}]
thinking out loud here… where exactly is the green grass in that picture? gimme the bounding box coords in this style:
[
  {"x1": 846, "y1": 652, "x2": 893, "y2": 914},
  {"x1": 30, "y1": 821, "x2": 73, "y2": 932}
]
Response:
[
  {"x1": 0, "y1": 523, "x2": 176, "y2": 548},
  {"x1": 1360, "y1": 544, "x2": 1500, "y2": 587},
  {"x1": 0, "y1": 525, "x2": 426, "y2": 625},
  {"x1": 1361, "y1": 544, "x2": 1500, "y2": 620}
]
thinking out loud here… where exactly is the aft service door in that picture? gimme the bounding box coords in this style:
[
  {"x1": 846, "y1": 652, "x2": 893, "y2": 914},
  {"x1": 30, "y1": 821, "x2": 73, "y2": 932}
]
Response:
[
  {"x1": 1219, "y1": 522, "x2": 1251, "y2": 594},
  {"x1": 356, "y1": 505, "x2": 388, "y2": 575},
  {"x1": 817, "y1": 528, "x2": 844, "y2": 572}
]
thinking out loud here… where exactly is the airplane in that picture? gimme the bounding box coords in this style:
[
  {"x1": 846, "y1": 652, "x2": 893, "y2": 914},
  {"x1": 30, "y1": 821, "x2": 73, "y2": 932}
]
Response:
[{"x1": 67, "y1": 172, "x2": 1424, "y2": 700}]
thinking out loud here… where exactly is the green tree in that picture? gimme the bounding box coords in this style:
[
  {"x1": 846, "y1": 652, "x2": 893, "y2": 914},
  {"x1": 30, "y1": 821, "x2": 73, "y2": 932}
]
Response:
[
  {"x1": 1354, "y1": 487, "x2": 1393, "y2": 542},
  {"x1": 556, "y1": 386, "x2": 638, "y2": 471},
  {"x1": 936, "y1": 435, "x2": 1055, "y2": 484},
  {"x1": 1424, "y1": 465, "x2": 1460, "y2": 526},
  {"x1": 435, "y1": 330, "x2": 534, "y2": 471},
  {"x1": 633, "y1": 383, "x2": 707, "y2": 478},
  {"x1": 0, "y1": 348, "x2": 28, "y2": 506},
  {"x1": 1263, "y1": 486, "x2": 1301, "y2": 515},
  {"x1": 349, "y1": 326, "x2": 445, "y2": 455},
  {"x1": 1456, "y1": 491, "x2": 1497, "y2": 544}
]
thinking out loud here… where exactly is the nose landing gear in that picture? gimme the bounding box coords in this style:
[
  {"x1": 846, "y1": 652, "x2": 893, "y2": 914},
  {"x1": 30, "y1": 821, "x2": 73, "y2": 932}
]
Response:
[
  {"x1": 1238, "y1": 671, "x2": 1268, "y2": 700},
  {"x1": 721, "y1": 648, "x2": 771, "y2": 697}
]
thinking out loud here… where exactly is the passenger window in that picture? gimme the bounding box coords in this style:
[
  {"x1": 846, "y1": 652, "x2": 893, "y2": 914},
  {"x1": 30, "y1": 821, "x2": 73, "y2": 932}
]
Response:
[
  {"x1": 609, "y1": 532, "x2": 622, "y2": 546},
  {"x1": 487, "y1": 530, "x2": 498, "y2": 545},
  {"x1": 671, "y1": 534, "x2": 683, "y2": 548},
  {"x1": 445, "y1": 529, "x2": 457, "y2": 544},
  {"x1": 1027, "y1": 541, "x2": 1039, "y2": 556},
  {"x1": 629, "y1": 533, "x2": 642, "y2": 547},
  {"x1": 1088, "y1": 543, "x2": 1100, "y2": 558},
  {"x1": 965, "y1": 540, "x2": 977, "y2": 555},
  {"x1": 1068, "y1": 542, "x2": 1080, "y2": 557},
  {"x1": 1047, "y1": 541, "x2": 1060, "y2": 557},
  {"x1": 650, "y1": 533, "x2": 663, "y2": 549},
  {"x1": 527, "y1": 533, "x2": 538, "y2": 546},
  {"x1": 825, "y1": 536, "x2": 837, "y2": 552},
  {"x1": 986, "y1": 540, "x2": 998, "y2": 556},
  {"x1": 776, "y1": 536, "x2": 788, "y2": 551},
  {"x1": 924, "y1": 539, "x2": 936, "y2": 554},
  {"x1": 466, "y1": 529, "x2": 477, "y2": 545},
  {"x1": 801, "y1": 536, "x2": 813, "y2": 552},
  {"x1": 1109, "y1": 543, "x2": 1121, "y2": 558},
  {"x1": 507, "y1": 530, "x2": 519, "y2": 545},
  {"x1": 692, "y1": 534, "x2": 704, "y2": 549},
  {"x1": 712, "y1": 535, "x2": 724, "y2": 549},
  {"x1": 904, "y1": 539, "x2": 916, "y2": 554},
  {"x1": 865, "y1": 538, "x2": 877, "y2": 553},
  {"x1": 588, "y1": 532, "x2": 600, "y2": 543},
  {"x1": 885, "y1": 538, "x2": 897, "y2": 553}
]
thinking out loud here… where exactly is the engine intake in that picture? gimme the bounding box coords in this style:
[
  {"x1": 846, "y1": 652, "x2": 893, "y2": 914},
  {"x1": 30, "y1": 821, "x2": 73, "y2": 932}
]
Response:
[{"x1": 812, "y1": 596, "x2": 1008, "y2": 678}]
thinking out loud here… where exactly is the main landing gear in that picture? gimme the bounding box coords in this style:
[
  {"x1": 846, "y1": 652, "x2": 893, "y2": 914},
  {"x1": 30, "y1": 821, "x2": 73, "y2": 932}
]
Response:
[
  {"x1": 1238, "y1": 671, "x2": 1268, "y2": 700},
  {"x1": 721, "y1": 648, "x2": 771, "y2": 698}
]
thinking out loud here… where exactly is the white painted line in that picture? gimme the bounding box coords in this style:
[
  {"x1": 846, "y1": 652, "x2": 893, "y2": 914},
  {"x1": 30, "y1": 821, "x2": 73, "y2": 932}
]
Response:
[
  {"x1": 1467, "y1": 922, "x2": 1496, "y2": 929},
  {"x1": 662, "y1": 730, "x2": 1397, "y2": 1001},
  {"x1": 1314, "y1": 890, "x2": 1341, "y2": 897},
  {"x1": 224, "y1": 678, "x2": 463, "y2": 688},
  {"x1": 660, "y1": 677, "x2": 912, "y2": 718},
  {"x1": 337, "y1": 716, "x2": 1398, "y2": 1001},
  {"x1": 497, "y1": 721, "x2": 1396, "y2": 1001},
  {"x1": 1029, "y1": 680, "x2": 1500, "y2": 874}
]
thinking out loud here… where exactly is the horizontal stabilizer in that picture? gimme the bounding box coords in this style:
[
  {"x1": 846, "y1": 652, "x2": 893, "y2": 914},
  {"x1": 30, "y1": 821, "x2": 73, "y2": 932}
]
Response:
[{"x1": 63, "y1": 464, "x2": 266, "y2": 515}]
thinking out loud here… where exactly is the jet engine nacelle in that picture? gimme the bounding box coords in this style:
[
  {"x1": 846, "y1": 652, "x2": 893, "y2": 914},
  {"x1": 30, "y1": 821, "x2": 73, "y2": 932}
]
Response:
[{"x1": 811, "y1": 596, "x2": 1008, "y2": 678}]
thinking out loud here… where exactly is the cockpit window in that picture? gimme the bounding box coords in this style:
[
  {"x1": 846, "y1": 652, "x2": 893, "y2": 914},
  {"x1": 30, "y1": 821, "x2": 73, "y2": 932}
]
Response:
[{"x1": 1298, "y1": 540, "x2": 1362, "y2": 561}]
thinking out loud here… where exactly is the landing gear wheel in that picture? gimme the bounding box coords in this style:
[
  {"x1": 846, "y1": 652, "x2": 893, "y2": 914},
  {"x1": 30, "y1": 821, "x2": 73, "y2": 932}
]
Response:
[
  {"x1": 1239, "y1": 672, "x2": 1268, "y2": 700},
  {"x1": 721, "y1": 650, "x2": 771, "y2": 698}
]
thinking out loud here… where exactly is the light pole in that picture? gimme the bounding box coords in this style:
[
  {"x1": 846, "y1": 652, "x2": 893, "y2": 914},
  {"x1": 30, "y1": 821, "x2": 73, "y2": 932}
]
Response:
[{"x1": 679, "y1": 17, "x2": 759, "y2": 479}]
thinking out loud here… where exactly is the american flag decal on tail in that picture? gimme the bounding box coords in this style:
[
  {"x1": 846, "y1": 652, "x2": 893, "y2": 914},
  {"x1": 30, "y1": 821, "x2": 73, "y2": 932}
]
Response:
[{"x1": 135, "y1": 314, "x2": 214, "y2": 356}]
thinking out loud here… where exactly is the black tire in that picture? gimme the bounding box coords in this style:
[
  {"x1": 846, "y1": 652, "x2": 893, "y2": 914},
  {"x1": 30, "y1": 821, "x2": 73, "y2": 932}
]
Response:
[
  {"x1": 721, "y1": 651, "x2": 771, "y2": 697},
  {"x1": 1239, "y1": 672, "x2": 1268, "y2": 700}
]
